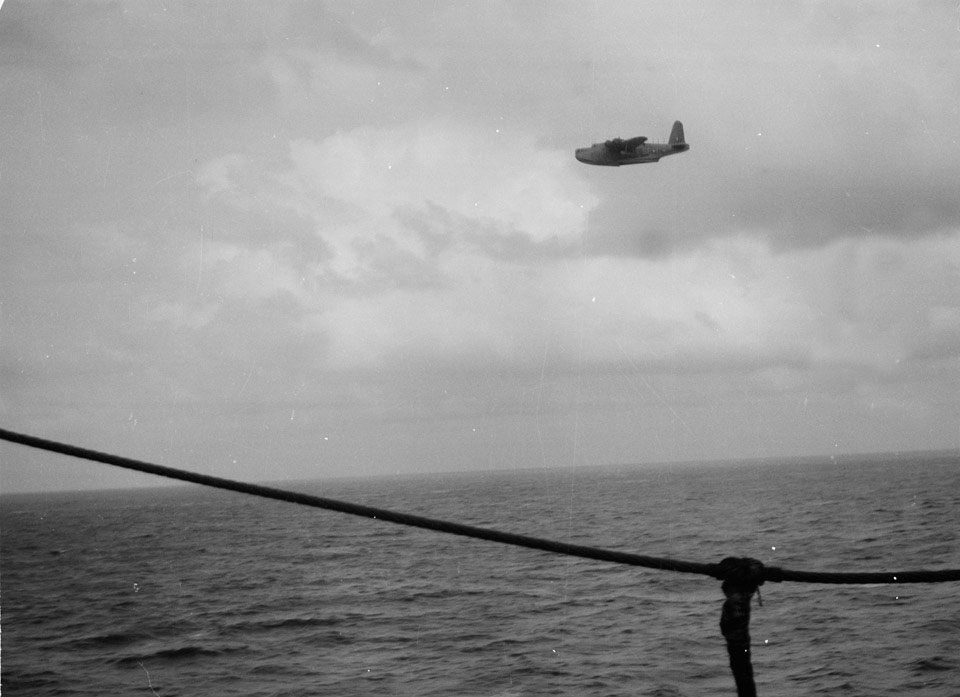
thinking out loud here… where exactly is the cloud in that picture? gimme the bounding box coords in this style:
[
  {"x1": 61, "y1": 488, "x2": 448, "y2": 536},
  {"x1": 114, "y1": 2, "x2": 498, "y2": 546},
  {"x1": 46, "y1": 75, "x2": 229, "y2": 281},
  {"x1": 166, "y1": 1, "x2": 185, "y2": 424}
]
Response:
[
  {"x1": 285, "y1": 123, "x2": 593, "y2": 241},
  {"x1": 187, "y1": 121, "x2": 598, "y2": 374},
  {"x1": 3, "y1": 1, "x2": 959, "y2": 491},
  {"x1": 564, "y1": 3, "x2": 960, "y2": 253},
  {"x1": 192, "y1": 117, "x2": 960, "y2": 383},
  {"x1": 198, "y1": 120, "x2": 596, "y2": 286}
]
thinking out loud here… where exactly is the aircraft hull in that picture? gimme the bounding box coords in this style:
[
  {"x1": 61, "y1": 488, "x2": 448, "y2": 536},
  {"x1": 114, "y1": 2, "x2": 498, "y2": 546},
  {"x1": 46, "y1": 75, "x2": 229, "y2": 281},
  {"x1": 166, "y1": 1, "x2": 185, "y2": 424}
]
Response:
[
  {"x1": 575, "y1": 145, "x2": 682, "y2": 166},
  {"x1": 575, "y1": 121, "x2": 688, "y2": 166}
]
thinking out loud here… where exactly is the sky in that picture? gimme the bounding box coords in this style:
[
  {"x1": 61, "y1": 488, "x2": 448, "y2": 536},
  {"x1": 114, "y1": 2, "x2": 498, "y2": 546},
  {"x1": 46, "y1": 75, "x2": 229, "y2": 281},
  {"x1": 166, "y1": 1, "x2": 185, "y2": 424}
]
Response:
[{"x1": 1, "y1": 1, "x2": 959, "y2": 493}]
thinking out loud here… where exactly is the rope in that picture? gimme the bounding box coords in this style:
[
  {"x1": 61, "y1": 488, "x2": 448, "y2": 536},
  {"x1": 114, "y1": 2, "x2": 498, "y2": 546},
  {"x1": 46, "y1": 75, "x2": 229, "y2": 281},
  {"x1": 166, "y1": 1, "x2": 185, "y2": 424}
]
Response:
[
  {"x1": 2, "y1": 427, "x2": 959, "y2": 585},
  {"x1": 719, "y1": 557, "x2": 764, "y2": 697}
]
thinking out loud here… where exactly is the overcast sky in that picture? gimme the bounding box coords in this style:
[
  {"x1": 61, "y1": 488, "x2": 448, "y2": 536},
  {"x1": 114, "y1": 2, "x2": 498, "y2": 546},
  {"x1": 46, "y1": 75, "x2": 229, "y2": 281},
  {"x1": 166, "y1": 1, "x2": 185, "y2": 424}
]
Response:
[{"x1": 2, "y1": 1, "x2": 959, "y2": 492}]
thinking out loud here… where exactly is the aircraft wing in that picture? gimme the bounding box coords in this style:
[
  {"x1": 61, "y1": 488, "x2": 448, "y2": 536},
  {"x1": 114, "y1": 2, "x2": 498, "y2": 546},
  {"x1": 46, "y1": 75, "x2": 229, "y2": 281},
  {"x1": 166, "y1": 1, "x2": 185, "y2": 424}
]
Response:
[
  {"x1": 603, "y1": 138, "x2": 624, "y2": 153},
  {"x1": 603, "y1": 136, "x2": 647, "y2": 154}
]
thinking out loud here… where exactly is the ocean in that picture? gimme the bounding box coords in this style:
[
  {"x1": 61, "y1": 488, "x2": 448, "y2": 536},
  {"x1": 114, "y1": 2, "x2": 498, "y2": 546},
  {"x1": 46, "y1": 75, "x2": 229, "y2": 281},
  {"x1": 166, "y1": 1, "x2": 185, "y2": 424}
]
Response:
[{"x1": 2, "y1": 453, "x2": 958, "y2": 696}]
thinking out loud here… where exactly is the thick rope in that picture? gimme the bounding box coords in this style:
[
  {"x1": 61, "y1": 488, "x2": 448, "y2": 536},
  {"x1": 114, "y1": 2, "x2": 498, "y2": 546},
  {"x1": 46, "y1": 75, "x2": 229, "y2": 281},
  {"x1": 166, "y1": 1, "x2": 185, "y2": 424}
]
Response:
[
  {"x1": 719, "y1": 557, "x2": 764, "y2": 697},
  {"x1": 2, "y1": 428, "x2": 959, "y2": 585}
]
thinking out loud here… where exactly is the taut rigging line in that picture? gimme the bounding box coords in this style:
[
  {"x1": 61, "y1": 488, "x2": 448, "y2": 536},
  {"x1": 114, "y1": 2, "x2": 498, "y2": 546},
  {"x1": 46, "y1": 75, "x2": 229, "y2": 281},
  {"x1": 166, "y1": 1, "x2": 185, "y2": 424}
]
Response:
[
  {"x1": 3, "y1": 426, "x2": 958, "y2": 696},
  {"x1": 1, "y1": 427, "x2": 957, "y2": 585}
]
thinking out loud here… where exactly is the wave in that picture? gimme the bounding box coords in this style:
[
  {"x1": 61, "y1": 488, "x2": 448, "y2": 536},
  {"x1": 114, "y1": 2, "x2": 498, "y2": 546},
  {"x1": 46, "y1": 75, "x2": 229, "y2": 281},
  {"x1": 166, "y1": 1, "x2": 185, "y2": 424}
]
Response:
[
  {"x1": 909, "y1": 656, "x2": 957, "y2": 674},
  {"x1": 6, "y1": 455, "x2": 959, "y2": 697},
  {"x1": 63, "y1": 630, "x2": 154, "y2": 650},
  {"x1": 225, "y1": 615, "x2": 344, "y2": 633},
  {"x1": 111, "y1": 642, "x2": 247, "y2": 666}
]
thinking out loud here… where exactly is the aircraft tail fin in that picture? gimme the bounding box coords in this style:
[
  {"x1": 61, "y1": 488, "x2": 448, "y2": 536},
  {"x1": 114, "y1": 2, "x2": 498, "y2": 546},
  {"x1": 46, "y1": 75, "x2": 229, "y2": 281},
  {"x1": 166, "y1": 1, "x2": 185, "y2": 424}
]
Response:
[{"x1": 669, "y1": 121, "x2": 686, "y2": 146}]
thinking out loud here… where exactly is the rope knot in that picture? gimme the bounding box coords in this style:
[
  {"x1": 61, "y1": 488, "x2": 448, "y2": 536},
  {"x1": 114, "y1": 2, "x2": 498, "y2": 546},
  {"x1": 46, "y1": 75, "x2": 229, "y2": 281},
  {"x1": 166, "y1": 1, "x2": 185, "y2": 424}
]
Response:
[{"x1": 718, "y1": 556, "x2": 765, "y2": 591}]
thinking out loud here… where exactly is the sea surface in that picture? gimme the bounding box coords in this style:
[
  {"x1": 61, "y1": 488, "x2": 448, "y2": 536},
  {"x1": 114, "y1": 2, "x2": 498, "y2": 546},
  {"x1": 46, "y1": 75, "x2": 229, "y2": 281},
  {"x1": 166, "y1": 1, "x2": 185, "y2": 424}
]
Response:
[{"x1": 2, "y1": 453, "x2": 959, "y2": 696}]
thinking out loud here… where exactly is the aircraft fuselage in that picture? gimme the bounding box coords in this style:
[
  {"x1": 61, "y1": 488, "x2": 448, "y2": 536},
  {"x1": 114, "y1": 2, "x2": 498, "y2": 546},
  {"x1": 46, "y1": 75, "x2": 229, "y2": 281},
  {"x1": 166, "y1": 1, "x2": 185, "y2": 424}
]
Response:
[
  {"x1": 575, "y1": 141, "x2": 688, "y2": 165},
  {"x1": 575, "y1": 121, "x2": 689, "y2": 166}
]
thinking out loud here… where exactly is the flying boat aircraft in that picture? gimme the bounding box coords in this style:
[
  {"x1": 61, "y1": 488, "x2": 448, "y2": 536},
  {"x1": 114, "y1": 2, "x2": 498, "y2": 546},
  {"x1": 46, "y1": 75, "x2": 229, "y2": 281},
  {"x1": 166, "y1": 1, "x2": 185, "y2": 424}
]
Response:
[{"x1": 575, "y1": 121, "x2": 689, "y2": 166}]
